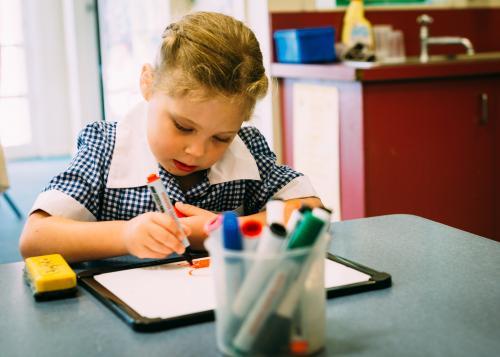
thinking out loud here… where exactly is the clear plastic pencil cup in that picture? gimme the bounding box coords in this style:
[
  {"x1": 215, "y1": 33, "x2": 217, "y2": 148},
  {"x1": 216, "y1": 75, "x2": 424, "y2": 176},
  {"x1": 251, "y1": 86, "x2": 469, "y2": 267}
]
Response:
[{"x1": 205, "y1": 232, "x2": 330, "y2": 356}]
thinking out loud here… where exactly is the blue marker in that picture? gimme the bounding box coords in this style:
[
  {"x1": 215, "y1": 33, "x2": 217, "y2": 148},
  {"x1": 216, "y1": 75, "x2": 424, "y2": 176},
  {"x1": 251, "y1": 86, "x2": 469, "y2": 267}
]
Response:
[
  {"x1": 222, "y1": 212, "x2": 243, "y2": 251},
  {"x1": 220, "y1": 212, "x2": 245, "y2": 348}
]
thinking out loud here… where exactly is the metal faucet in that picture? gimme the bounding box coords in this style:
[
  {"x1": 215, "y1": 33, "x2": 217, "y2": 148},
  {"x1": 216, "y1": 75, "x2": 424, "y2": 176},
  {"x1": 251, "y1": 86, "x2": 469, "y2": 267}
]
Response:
[{"x1": 417, "y1": 14, "x2": 475, "y2": 62}]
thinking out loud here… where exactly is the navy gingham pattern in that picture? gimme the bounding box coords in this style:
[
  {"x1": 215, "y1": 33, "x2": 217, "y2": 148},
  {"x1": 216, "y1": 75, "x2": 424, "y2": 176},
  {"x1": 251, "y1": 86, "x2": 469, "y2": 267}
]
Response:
[{"x1": 43, "y1": 122, "x2": 302, "y2": 221}]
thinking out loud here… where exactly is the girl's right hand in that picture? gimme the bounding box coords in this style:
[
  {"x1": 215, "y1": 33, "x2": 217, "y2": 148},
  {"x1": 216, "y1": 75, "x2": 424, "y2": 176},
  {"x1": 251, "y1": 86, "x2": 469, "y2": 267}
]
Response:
[{"x1": 121, "y1": 212, "x2": 191, "y2": 259}]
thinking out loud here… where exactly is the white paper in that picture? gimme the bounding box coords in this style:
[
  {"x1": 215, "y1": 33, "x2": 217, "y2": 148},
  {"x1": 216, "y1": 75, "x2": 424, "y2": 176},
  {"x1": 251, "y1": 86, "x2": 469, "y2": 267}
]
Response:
[
  {"x1": 95, "y1": 258, "x2": 215, "y2": 319},
  {"x1": 94, "y1": 258, "x2": 371, "y2": 319},
  {"x1": 324, "y1": 258, "x2": 371, "y2": 288}
]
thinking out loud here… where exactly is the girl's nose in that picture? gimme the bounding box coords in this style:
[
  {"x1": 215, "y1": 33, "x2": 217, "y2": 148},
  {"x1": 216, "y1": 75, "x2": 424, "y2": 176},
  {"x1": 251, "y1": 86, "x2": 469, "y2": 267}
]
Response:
[{"x1": 184, "y1": 139, "x2": 207, "y2": 158}]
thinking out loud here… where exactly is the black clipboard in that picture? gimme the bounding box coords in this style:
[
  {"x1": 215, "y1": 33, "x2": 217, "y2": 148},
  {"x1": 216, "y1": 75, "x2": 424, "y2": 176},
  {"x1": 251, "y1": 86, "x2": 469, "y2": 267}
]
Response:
[
  {"x1": 78, "y1": 253, "x2": 391, "y2": 332},
  {"x1": 325, "y1": 253, "x2": 391, "y2": 298}
]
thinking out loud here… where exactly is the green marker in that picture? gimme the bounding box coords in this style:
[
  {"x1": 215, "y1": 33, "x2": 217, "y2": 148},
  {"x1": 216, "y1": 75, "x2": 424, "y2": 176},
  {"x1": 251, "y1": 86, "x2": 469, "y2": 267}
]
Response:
[{"x1": 287, "y1": 211, "x2": 325, "y2": 249}]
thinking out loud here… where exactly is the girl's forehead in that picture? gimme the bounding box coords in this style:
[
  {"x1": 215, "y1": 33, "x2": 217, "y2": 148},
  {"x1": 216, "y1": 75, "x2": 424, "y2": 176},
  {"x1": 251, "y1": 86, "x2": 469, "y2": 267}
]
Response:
[{"x1": 155, "y1": 91, "x2": 246, "y2": 130}]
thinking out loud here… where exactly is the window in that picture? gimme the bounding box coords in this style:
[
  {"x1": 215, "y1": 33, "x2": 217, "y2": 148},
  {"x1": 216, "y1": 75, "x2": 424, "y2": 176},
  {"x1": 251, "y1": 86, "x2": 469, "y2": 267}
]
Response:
[
  {"x1": 0, "y1": 0, "x2": 31, "y2": 148},
  {"x1": 97, "y1": 0, "x2": 169, "y2": 122}
]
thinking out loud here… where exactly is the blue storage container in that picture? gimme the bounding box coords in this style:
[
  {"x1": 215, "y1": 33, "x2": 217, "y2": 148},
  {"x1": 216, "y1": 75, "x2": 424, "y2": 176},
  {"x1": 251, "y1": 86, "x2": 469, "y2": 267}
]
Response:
[{"x1": 273, "y1": 26, "x2": 336, "y2": 64}]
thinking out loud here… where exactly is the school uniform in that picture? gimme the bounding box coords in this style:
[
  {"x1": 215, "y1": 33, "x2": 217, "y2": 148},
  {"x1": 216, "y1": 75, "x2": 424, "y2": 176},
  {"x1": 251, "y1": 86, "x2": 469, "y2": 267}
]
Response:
[{"x1": 30, "y1": 102, "x2": 317, "y2": 221}]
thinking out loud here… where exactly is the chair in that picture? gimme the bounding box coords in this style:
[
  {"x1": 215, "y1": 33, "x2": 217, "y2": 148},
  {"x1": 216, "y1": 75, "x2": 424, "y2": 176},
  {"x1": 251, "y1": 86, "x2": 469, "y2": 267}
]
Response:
[{"x1": 0, "y1": 142, "x2": 23, "y2": 219}]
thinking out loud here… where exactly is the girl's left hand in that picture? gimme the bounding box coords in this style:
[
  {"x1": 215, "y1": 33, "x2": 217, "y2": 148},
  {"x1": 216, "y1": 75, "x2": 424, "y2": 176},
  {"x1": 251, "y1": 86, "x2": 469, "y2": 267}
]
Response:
[{"x1": 175, "y1": 202, "x2": 218, "y2": 250}]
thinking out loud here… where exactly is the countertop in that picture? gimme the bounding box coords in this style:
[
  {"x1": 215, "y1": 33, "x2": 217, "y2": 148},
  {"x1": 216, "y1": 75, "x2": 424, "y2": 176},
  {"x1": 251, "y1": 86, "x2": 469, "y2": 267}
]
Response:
[{"x1": 271, "y1": 51, "x2": 500, "y2": 81}]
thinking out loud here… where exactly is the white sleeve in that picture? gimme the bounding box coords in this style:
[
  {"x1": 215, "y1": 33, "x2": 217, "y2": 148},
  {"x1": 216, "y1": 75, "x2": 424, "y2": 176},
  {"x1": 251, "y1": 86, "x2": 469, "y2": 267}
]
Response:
[
  {"x1": 272, "y1": 175, "x2": 318, "y2": 200},
  {"x1": 29, "y1": 189, "x2": 97, "y2": 221}
]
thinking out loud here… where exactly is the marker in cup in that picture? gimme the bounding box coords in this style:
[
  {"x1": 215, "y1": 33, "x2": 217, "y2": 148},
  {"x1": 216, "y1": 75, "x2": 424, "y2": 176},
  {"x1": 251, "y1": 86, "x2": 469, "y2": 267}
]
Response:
[
  {"x1": 241, "y1": 219, "x2": 263, "y2": 251},
  {"x1": 286, "y1": 204, "x2": 312, "y2": 239},
  {"x1": 266, "y1": 198, "x2": 285, "y2": 226},
  {"x1": 287, "y1": 211, "x2": 325, "y2": 250},
  {"x1": 231, "y1": 223, "x2": 287, "y2": 320},
  {"x1": 221, "y1": 211, "x2": 245, "y2": 300},
  {"x1": 232, "y1": 259, "x2": 299, "y2": 354}
]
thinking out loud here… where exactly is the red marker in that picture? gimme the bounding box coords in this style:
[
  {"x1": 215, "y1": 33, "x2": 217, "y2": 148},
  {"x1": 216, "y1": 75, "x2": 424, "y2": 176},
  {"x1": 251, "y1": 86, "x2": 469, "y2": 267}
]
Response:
[{"x1": 241, "y1": 219, "x2": 263, "y2": 251}]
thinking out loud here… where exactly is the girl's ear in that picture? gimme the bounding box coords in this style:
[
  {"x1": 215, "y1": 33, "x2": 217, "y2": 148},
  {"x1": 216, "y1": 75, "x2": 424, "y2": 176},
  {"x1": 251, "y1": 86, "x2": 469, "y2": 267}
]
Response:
[{"x1": 140, "y1": 64, "x2": 154, "y2": 100}]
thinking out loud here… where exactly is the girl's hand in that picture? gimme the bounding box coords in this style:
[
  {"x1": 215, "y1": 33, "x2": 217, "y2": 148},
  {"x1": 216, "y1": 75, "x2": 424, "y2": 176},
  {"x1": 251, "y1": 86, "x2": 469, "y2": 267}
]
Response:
[
  {"x1": 175, "y1": 202, "x2": 218, "y2": 249},
  {"x1": 121, "y1": 212, "x2": 191, "y2": 259}
]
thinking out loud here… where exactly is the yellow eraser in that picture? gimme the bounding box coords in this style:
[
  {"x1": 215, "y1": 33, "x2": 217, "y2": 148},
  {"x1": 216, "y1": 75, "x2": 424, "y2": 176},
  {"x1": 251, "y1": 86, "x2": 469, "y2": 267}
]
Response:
[{"x1": 24, "y1": 254, "x2": 77, "y2": 298}]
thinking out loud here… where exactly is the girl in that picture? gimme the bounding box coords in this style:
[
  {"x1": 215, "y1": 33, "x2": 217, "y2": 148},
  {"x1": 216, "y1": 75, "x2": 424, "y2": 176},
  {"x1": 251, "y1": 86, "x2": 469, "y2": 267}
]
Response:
[{"x1": 20, "y1": 12, "x2": 322, "y2": 262}]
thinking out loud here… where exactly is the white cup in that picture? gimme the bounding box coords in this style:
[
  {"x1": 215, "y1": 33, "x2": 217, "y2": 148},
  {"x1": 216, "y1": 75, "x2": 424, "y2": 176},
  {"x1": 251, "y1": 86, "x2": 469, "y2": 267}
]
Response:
[
  {"x1": 388, "y1": 30, "x2": 406, "y2": 62},
  {"x1": 374, "y1": 25, "x2": 393, "y2": 61}
]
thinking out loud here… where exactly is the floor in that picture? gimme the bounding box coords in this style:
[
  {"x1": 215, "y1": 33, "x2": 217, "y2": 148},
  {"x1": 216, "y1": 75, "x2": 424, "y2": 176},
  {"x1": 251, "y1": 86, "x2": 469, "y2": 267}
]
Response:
[{"x1": 0, "y1": 157, "x2": 71, "y2": 264}]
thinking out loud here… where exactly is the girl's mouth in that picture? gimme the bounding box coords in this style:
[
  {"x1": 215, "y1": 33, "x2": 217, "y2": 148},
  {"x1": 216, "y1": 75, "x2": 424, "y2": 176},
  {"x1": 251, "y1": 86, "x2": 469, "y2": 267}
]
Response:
[{"x1": 173, "y1": 159, "x2": 197, "y2": 173}]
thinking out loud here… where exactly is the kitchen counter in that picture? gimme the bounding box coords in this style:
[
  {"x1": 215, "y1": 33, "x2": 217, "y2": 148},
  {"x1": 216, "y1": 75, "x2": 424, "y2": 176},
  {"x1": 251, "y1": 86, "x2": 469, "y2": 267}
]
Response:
[{"x1": 271, "y1": 51, "x2": 500, "y2": 81}]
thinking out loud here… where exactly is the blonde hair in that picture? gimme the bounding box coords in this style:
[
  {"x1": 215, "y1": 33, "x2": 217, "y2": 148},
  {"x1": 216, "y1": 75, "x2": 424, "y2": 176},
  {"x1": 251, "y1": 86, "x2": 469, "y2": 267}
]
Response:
[{"x1": 154, "y1": 12, "x2": 268, "y2": 120}]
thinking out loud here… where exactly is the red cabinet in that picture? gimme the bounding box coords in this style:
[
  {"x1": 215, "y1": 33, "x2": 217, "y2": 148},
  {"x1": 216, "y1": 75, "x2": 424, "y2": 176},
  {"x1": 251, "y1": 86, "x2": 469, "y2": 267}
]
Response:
[{"x1": 363, "y1": 77, "x2": 498, "y2": 238}]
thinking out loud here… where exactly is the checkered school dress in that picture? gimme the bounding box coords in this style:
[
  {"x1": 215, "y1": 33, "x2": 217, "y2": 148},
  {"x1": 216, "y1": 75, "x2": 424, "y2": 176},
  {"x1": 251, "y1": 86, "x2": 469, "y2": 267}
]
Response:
[{"x1": 37, "y1": 122, "x2": 306, "y2": 221}]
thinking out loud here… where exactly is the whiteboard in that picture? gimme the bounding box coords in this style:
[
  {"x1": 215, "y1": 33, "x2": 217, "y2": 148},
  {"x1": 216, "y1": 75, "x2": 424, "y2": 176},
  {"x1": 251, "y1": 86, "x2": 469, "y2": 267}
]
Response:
[{"x1": 93, "y1": 257, "x2": 371, "y2": 319}]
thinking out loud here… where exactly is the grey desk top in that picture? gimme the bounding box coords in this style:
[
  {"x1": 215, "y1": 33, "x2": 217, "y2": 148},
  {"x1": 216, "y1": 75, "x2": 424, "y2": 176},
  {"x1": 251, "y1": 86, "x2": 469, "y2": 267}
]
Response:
[{"x1": 1, "y1": 214, "x2": 499, "y2": 357}]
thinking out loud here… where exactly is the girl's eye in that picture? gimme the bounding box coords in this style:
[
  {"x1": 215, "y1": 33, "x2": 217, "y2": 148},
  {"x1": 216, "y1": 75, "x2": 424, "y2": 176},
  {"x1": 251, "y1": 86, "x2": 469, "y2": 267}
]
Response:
[
  {"x1": 174, "y1": 121, "x2": 193, "y2": 133},
  {"x1": 213, "y1": 136, "x2": 231, "y2": 143}
]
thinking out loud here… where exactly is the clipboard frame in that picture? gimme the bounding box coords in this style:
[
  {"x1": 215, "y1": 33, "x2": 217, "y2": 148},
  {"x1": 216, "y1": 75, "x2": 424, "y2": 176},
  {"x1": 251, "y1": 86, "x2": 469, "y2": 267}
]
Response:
[
  {"x1": 325, "y1": 253, "x2": 392, "y2": 298},
  {"x1": 78, "y1": 253, "x2": 391, "y2": 332}
]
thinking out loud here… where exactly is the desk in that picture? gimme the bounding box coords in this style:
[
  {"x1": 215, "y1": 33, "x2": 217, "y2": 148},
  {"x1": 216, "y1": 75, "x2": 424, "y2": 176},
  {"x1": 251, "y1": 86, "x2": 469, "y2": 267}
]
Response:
[{"x1": 1, "y1": 214, "x2": 499, "y2": 357}]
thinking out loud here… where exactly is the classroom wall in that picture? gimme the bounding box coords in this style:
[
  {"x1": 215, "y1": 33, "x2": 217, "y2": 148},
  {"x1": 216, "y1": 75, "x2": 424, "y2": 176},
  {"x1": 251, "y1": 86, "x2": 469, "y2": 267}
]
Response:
[
  {"x1": 268, "y1": 0, "x2": 500, "y2": 11},
  {"x1": 270, "y1": 7, "x2": 500, "y2": 61}
]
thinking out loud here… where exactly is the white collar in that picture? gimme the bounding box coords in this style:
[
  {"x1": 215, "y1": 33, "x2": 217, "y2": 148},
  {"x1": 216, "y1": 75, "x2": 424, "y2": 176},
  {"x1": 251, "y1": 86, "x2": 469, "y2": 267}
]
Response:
[{"x1": 106, "y1": 102, "x2": 261, "y2": 188}]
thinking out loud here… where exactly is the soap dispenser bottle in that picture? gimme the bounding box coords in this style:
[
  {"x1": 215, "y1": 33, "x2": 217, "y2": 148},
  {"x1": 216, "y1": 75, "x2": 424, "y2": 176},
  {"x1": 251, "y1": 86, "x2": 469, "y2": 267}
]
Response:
[{"x1": 341, "y1": 0, "x2": 374, "y2": 50}]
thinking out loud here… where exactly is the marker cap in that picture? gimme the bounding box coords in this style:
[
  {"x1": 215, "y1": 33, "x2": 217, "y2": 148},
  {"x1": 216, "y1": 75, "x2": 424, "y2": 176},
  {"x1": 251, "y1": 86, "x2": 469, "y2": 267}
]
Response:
[
  {"x1": 287, "y1": 212, "x2": 325, "y2": 249},
  {"x1": 241, "y1": 220, "x2": 263, "y2": 238},
  {"x1": 266, "y1": 199, "x2": 285, "y2": 226},
  {"x1": 147, "y1": 173, "x2": 160, "y2": 183},
  {"x1": 312, "y1": 207, "x2": 331, "y2": 223},
  {"x1": 298, "y1": 204, "x2": 312, "y2": 214},
  {"x1": 269, "y1": 223, "x2": 287, "y2": 238},
  {"x1": 204, "y1": 215, "x2": 223, "y2": 235},
  {"x1": 222, "y1": 212, "x2": 243, "y2": 251}
]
